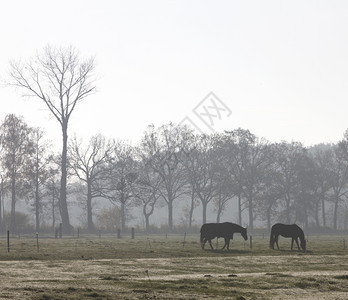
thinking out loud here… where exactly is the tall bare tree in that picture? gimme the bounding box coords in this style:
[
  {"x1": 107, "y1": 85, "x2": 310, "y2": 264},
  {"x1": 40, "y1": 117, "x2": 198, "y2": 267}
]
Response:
[{"x1": 8, "y1": 45, "x2": 96, "y2": 233}]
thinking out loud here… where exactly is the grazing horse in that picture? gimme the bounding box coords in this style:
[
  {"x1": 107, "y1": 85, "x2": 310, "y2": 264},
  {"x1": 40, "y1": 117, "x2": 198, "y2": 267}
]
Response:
[
  {"x1": 270, "y1": 223, "x2": 306, "y2": 252},
  {"x1": 200, "y1": 222, "x2": 248, "y2": 250}
]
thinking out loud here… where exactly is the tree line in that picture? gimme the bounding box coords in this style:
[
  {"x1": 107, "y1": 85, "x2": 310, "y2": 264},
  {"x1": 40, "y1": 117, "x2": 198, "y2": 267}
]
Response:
[
  {"x1": 1, "y1": 117, "x2": 348, "y2": 233},
  {"x1": 2, "y1": 45, "x2": 348, "y2": 234}
]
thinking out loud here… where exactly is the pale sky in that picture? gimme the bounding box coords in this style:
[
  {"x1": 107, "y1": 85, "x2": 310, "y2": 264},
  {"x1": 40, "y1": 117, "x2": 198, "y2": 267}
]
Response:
[{"x1": 1, "y1": 0, "x2": 348, "y2": 149}]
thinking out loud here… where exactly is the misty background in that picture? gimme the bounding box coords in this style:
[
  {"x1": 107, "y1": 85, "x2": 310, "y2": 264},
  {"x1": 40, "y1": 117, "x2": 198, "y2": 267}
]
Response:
[{"x1": 1, "y1": 1, "x2": 348, "y2": 233}]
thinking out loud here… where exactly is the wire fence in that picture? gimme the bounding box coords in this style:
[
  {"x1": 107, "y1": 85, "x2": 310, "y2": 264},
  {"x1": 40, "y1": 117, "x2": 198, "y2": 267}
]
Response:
[{"x1": 0, "y1": 230, "x2": 346, "y2": 259}]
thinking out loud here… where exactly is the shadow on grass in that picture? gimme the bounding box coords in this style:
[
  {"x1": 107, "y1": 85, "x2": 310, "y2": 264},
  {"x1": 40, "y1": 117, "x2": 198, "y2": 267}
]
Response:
[
  {"x1": 203, "y1": 249, "x2": 251, "y2": 255},
  {"x1": 271, "y1": 249, "x2": 312, "y2": 254}
]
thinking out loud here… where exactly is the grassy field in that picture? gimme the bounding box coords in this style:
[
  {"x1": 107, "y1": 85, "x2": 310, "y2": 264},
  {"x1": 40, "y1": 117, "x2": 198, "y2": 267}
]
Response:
[{"x1": 0, "y1": 233, "x2": 347, "y2": 299}]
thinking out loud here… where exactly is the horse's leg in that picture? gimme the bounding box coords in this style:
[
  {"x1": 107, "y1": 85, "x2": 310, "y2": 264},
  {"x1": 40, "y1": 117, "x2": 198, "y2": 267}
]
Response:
[
  {"x1": 294, "y1": 237, "x2": 300, "y2": 251},
  {"x1": 291, "y1": 238, "x2": 294, "y2": 250},
  {"x1": 202, "y1": 238, "x2": 206, "y2": 249},
  {"x1": 275, "y1": 235, "x2": 280, "y2": 250},
  {"x1": 222, "y1": 238, "x2": 227, "y2": 250},
  {"x1": 208, "y1": 239, "x2": 214, "y2": 250},
  {"x1": 223, "y1": 238, "x2": 230, "y2": 250}
]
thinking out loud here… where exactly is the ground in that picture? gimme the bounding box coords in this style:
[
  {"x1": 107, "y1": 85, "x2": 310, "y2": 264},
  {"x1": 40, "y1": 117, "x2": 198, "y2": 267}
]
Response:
[{"x1": 0, "y1": 233, "x2": 347, "y2": 299}]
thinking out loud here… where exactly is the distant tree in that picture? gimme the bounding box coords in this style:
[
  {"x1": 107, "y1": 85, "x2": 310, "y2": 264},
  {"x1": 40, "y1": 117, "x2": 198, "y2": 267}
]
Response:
[
  {"x1": 331, "y1": 134, "x2": 348, "y2": 229},
  {"x1": 185, "y1": 134, "x2": 219, "y2": 224},
  {"x1": 8, "y1": 45, "x2": 96, "y2": 233},
  {"x1": 68, "y1": 134, "x2": 113, "y2": 232},
  {"x1": 102, "y1": 142, "x2": 138, "y2": 231},
  {"x1": 140, "y1": 124, "x2": 187, "y2": 230},
  {"x1": 26, "y1": 128, "x2": 53, "y2": 232},
  {"x1": 271, "y1": 142, "x2": 306, "y2": 224},
  {"x1": 0, "y1": 114, "x2": 34, "y2": 232},
  {"x1": 45, "y1": 174, "x2": 61, "y2": 231},
  {"x1": 309, "y1": 145, "x2": 333, "y2": 227},
  {"x1": 132, "y1": 158, "x2": 162, "y2": 232},
  {"x1": 219, "y1": 130, "x2": 249, "y2": 226},
  {"x1": 294, "y1": 152, "x2": 317, "y2": 229},
  {"x1": 180, "y1": 128, "x2": 199, "y2": 228},
  {"x1": 223, "y1": 129, "x2": 271, "y2": 229}
]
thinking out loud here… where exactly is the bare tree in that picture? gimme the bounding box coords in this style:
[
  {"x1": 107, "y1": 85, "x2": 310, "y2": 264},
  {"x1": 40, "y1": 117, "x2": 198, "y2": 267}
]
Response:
[
  {"x1": 140, "y1": 124, "x2": 187, "y2": 231},
  {"x1": 68, "y1": 134, "x2": 113, "y2": 232},
  {"x1": 132, "y1": 161, "x2": 162, "y2": 232},
  {"x1": 8, "y1": 45, "x2": 96, "y2": 233},
  {"x1": 102, "y1": 142, "x2": 138, "y2": 231}
]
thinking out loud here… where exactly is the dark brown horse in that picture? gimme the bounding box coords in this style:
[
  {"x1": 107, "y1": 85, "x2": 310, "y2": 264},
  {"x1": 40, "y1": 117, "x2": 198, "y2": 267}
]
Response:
[
  {"x1": 270, "y1": 223, "x2": 306, "y2": 252},
  {"x1": 200, "y1": 222, "x2": 248, "y2": 250}
]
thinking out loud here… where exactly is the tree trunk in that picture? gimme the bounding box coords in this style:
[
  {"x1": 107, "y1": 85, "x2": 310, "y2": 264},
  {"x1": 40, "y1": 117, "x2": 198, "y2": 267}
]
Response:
[
  {"x1": 285, "y1": 198, "x2": 291, "y2": 224},
  {"x1": 86, "y1": 181, "x2": 93, "y2": 232},
  {"x1": 202, "y1": 201, "x2": 208, "y2": 224},
  {"x1": 248, "y1": 197, "x2": 254, "y2": 230},
  {"x1": 267, "y1": 206, "x2": 271, "y2": 230},
  {"x1": 10, "y1": 175, "x2": 16, "y2": 232},
  {"x1": 188, "y1": 189, "x2": 195, "y2": 228},
  {"x1": 52, "y1": 194, "x2": 55, "y2": 232},
  {"x1": 238, "y1": 194, "x2": 242, "y2": 226},
  {"x1": 35, "y1": 172, "x2": 40, "y2": 232},
  {"x1": 321, "y1": 196, "x2": 326, "y2": 227},
  {"x1": 145, "y1": 214, "x2": 150, "y2": 232},
  {"x1": 60, "y1": 123, "x2": 71, "y2": 233},
  {"x1": 121, "y1": 200, "x2": 126, "y2": 231},
  {"x1": 333, "y1": 196, "x2": 339, "y2": 230},
  {"x1": 168, "y1": 200, "x2": 173, "y2": 231}
]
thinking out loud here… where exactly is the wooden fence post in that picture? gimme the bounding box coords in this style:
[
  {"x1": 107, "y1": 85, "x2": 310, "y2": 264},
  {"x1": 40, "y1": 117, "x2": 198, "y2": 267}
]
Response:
[
  {"x1": 183, "y1": 232, "x2": 187, "y2": 248},
  {"x1": 99, "y1": 230, "x2": 101, "y2": 239},
  {"x1": 59, "y1": 223, "x2": 62, "y2": 238},
  {"x1": 77, "y1": 228, "x2": 80, "y2": 239},
  {"x1": 117, "y1": 229, "x2": 121, "y2": 239},
  {"x1": 250, "y1": 235, "x2": 253, "y2": 249},
  {"x1": 131, "y1": 228, "x2": 135, "y2": 239}
]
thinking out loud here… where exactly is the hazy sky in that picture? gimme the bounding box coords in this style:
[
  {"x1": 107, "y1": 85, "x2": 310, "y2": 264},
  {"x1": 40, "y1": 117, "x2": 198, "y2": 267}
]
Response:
[{"x1": 1, "y1": 0, "x2": 348, "y2": 149}]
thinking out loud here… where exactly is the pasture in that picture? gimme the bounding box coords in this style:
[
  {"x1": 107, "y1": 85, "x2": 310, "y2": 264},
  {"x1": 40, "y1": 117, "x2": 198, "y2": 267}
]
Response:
[{"x1": 0, "y1": 233, "x2": 347, "y2": 299}]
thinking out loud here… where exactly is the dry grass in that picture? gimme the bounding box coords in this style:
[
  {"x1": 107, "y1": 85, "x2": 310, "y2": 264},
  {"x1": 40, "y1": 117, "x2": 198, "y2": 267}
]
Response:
[{"x1": 0, "y1": 233, "x2": 347, "y2": 299}]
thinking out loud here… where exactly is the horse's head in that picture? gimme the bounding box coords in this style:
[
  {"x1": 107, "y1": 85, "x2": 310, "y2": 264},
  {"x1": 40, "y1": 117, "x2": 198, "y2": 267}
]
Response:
[
  {"x1": 242, "y1": 227, "x2": 248, "y2": 241},
  {"x1": 301, "y1": 239, "x2": 306, "y2": 252}
]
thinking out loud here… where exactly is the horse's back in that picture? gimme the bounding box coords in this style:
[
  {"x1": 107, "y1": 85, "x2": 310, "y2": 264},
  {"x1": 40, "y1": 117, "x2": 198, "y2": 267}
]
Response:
[
  {"x1": 272, "y1": 223, "x2": 303, "y2": 237},
  {"x1": 201, "y1": 222, "x2": 240, "y2": 239}
]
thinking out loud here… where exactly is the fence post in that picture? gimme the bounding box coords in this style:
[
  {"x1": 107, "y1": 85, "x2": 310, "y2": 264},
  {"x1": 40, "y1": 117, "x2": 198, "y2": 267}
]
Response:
[
  {"x1": 36, "y1": 232, "x2": 39, "y2": 252},
  {"x1": 183, "y1": 232, "x2": 187, "y2": 248},
  {"x1": 59, "y1": 223, "x2": 62, "y2": 239},
  {"x1": 7, "y1": 230, "x2": 10, "y2": 253},
  {"x1": 77, "y1": 228, "x2": 80, "y2": 239},
  {"x1": 99, "y1": 230, "x2": 101, "y2": 239},
  {"x1": 131, "y1": 227, "x2": 135, "y2": 239},
  {"x1": 250, "y1": 235, "x2": 253, "y2": 249},
  {"x1": 117, "y1": 229, "x2": 121, "y2": 239},
  {"x1": 344, "y1": 239, "x2": 346, "y2": 250}
]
